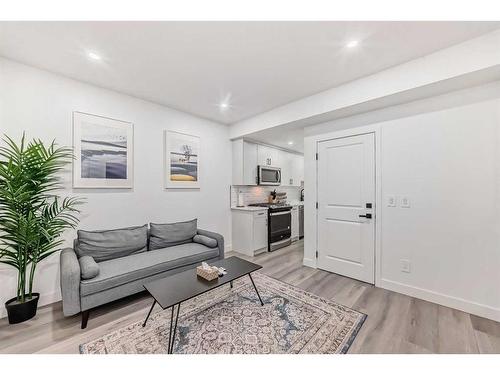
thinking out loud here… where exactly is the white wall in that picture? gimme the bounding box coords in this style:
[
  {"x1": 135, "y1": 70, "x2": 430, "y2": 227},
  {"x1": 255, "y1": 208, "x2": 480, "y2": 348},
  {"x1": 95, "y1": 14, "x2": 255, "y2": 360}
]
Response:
[
  {"x1": 0, "y1": 58, "x2": 232, "y2": 318},
  {"x1": 378, "y1": 99, "x2": 500, "y2": 317},
  {"x1": 303, "y1": 84, "x2": 500, "y2": 321}
]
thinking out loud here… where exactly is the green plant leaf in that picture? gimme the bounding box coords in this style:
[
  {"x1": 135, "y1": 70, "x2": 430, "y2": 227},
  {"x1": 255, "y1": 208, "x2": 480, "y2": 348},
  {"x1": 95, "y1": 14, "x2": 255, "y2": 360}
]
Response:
[{"x1": 0, "y1": 133, "x2": 83, "y2": 301}]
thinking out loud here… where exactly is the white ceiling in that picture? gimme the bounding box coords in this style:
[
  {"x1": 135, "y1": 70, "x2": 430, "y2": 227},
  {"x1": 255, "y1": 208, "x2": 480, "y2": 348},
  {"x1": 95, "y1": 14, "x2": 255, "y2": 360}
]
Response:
[{"x1": 0, "y1": 21, "x2": 499, "y2": 125}]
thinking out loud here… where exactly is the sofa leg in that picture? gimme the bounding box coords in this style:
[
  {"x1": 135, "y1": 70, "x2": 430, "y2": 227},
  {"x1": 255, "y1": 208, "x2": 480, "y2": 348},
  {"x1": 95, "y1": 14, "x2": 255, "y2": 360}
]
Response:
[{"x1": 81, "y1": 310, "x2": 90, "y2": 329}]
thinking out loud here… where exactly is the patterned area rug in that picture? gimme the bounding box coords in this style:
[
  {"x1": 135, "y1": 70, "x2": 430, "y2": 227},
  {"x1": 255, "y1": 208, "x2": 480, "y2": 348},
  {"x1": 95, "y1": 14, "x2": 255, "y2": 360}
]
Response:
[{"x1": 80, "y1": 272, "x2": 366, "y2": 354}]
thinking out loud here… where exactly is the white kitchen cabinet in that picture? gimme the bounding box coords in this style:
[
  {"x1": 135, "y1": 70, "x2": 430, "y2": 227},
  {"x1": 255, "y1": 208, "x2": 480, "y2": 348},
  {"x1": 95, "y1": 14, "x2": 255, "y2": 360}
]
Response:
[
  {"x1": 281, "y1": 153, "x2": 304, "y2": 187},
  {"x1": 257, "y1": 144, "x2": 271, "y2": 166},
  {"x1": 233, "y1": 139, "x2": 303, "y2": 186},
  {"x1": 291, "y1": 206, "x2": 299, "y2": 241},
  {"x1": 253, "y1": 212, "x2": 268, "y2": 250},
  {"x1": 257, "y1": 144, "x2": 280, "y2": 167},
  {"x1": 291, "y1": 153, "x2": 304, "y2": 187},
  {"x1": 232, "y1": 139, "x2": 258, "y2": 185},
  {"x1": 280, "y1": 152, "x2": 293, "y2": 186},
  {"x1": 231, "y1": 209, "x2": 268, "y2": 256}
]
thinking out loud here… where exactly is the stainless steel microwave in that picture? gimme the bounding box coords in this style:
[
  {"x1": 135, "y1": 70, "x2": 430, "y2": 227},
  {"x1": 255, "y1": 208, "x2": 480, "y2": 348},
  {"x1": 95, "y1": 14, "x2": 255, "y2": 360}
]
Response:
[{"x1": 258, "y1": 165, "x2": 281, "y2": 185}]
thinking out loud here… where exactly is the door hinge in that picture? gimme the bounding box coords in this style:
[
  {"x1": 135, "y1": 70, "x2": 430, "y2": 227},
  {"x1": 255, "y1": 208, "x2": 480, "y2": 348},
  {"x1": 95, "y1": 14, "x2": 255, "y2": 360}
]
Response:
[
  {"x1": 315, "y1": 251, "x2": 318, "y2": 259},
  {"x1": 315, "y1": 153, "x2": 318, "y2": 160},
  {"x1": 315, "y1": 202, "x2": 318, "y2": 209}
]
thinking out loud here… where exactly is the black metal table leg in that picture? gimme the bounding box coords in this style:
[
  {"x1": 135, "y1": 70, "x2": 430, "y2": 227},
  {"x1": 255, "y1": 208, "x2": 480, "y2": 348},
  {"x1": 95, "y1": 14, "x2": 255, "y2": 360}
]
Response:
[
  {"x1": 167, "y1": 305, "x2": 174, "y2": 353},
  {"x1": 168, "y1": 303, "x2": 181, "y2": 354},
  {"x1": 248, "y1": 273, "x2": 264, "y2": 306},
  {"x1": 142, "y1": 300, "x2": 156, "y2": 327}
]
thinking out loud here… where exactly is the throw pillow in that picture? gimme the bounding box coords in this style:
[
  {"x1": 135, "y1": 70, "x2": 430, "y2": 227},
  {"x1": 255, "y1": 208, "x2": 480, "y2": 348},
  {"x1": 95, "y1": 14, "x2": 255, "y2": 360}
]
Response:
[
  {"x1": 76, "y1": 224, "x2": 148, "y2": 262},
  {"x1": 149, "y1": 219, "x2": 197, "y2": 250},
  {"x1": 193, "y1": 234, "x2": 218, "y2": 248},
  {"x1": 79, "y1": 256, "x2": 100, "y2": 280}
]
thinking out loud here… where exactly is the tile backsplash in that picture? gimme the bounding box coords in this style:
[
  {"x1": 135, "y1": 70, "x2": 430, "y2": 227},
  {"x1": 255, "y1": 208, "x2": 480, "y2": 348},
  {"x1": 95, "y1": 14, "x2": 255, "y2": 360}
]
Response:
[{"x1": 230, "y1": 185, "x2": 302, "y2": 206}]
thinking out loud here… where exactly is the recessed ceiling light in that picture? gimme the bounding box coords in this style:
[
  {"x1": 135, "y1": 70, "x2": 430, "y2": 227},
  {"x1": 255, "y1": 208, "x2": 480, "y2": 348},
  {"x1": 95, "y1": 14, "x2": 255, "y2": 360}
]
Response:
[
  {"x1": 218, "y1": 93, "x2": 232, "y2": 112},
  {"x1": 87, "y1": 51, "x2": 102, "y2": 61},
  {"x1": 346, "y1": 40, "x2": 359, "y2": 49},
  {"x1": 288, "y1": 141, "x2": 294, "y2": 145}
]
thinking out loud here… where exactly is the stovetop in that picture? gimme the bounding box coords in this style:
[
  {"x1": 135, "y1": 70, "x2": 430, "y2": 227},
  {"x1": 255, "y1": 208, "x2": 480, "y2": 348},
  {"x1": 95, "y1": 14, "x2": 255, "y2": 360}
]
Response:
[{"x1": 248, "y1": 202, "x2": 292, "y2": 210}]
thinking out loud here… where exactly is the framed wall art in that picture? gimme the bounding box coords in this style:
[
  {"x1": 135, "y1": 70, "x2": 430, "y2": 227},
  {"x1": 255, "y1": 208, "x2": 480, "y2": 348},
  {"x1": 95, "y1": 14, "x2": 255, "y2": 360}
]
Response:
[
  {"x1": 164, "y1": 130, "x2": 200, "y2": 189},
  {"x1": 73, "y1": 112, "x2": 134, "y2": 188}
]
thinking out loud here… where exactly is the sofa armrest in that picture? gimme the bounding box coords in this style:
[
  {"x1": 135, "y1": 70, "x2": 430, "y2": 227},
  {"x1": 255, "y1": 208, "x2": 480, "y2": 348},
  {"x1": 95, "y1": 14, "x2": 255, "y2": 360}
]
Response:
[
  {"x1": 60, "y1": 247, "x2": 81, "y2": 316},
  {"x1": 197, "y1": 229, "x2": 225, "y2": 260}
]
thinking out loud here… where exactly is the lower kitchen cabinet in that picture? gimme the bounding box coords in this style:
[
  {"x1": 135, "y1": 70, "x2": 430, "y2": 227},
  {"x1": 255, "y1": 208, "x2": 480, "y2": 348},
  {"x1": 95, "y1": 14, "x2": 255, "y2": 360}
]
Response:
[{"x1": 231, "y1": 209, "x2": 268, "y2": 256}]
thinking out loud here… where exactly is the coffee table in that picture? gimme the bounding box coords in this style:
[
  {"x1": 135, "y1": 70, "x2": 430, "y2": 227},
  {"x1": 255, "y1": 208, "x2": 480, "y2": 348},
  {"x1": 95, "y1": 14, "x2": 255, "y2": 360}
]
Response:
[{"x1": 142, "y1": 256, "x2": 264, "y2": 354}]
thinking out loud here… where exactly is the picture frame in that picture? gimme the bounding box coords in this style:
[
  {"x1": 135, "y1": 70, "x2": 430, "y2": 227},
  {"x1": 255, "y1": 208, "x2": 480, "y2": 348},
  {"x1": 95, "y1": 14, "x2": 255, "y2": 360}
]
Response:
[
  {"x1": 73, "y1": 112, "x2": 134, "y2": 189},
  {"x1": 164, "y1": 130, "x2": 200, "y2": 189}
]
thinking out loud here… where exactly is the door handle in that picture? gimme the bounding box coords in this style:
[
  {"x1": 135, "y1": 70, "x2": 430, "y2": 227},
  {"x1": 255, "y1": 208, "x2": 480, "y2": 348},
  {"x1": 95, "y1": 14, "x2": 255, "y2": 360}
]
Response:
[{"x1": 359, "y1": 213, "x2": 372, "y2": 219}]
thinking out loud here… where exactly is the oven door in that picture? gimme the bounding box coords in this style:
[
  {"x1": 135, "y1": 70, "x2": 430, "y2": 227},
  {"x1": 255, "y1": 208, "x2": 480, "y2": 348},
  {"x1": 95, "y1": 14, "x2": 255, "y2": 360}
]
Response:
[
  {"x1": 269, "y1": 210, "x2": 291, "y2": 244},
  {"x1": 258, "y1": 166, "x2": 281, "y2": 185}
]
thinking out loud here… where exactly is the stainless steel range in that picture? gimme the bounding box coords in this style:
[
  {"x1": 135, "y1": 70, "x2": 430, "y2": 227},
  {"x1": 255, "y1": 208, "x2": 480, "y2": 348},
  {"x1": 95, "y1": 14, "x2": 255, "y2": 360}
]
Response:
[{"x1": 248, "y1": 203, "x2": 292, "y2": 251}]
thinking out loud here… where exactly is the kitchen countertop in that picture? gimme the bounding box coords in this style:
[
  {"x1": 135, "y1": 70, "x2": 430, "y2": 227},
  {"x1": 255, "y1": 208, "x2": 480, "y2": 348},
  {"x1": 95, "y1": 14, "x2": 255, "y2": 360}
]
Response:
[
  {"x1": 231, "y1": 202, "x2": 303, "y2": 211},
  {"x1": 231, "y1": 206, "x2": 268, "y2": 212}
]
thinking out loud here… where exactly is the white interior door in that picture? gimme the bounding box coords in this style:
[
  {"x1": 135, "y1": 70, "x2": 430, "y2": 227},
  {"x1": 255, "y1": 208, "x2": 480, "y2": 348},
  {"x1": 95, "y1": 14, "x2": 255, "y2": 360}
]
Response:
[{"x1": 317, "y1": 133, "x2": 375, "y2": 283}]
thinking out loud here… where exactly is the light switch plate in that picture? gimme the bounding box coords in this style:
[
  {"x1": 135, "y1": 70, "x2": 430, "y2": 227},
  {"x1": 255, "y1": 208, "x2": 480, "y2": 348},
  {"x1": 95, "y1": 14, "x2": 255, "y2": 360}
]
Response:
[
  {"x1": 387, "y1": 195, "x2": 397, "y2": 207},
  {"x1": 401, "y1": 196, "x2": 411, "y2": 208}
]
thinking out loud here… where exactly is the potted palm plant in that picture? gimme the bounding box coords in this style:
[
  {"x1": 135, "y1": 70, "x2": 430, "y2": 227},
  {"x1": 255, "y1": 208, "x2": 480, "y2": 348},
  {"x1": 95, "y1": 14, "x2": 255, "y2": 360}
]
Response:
[{"x1": 0, "y1": 134, "x2": 82, "y2": 324}]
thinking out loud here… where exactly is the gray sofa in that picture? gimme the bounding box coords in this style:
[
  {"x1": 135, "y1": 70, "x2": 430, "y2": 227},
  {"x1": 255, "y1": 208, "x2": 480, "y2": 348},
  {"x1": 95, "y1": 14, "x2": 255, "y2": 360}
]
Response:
[{"x1": 60, "y1": 219, "x2": 224, "y2": 328}]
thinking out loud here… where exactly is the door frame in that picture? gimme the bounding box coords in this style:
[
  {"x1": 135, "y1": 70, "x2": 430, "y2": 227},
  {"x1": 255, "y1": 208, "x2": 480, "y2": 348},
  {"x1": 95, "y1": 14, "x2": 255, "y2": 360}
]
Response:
[{"x1": 303, "y1": 123, "x2": 382, "y2": 286}]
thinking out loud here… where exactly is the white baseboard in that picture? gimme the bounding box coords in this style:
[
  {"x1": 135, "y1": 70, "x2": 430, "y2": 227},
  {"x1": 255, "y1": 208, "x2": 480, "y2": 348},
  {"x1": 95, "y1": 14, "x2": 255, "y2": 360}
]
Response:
[
  {"x1": 303, "y1": 257, "x2": 317, "y2": 268},
  {"x1": 379, "y1": 278, "x2": 500, "y2": 322}
]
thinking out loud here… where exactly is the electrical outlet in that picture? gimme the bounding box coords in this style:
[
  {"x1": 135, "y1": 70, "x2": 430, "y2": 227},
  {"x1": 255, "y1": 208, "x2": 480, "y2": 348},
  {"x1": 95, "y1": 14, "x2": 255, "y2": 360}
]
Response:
[
  {"x1": 400, "y1": 259, "x2": 411, "y2": 273},
  {"x1": 387, "y1": 195, "x2": 397, "y2": 207},
  {"x1": 401, "y1": 196, "x2": 410, "y2": 208}
]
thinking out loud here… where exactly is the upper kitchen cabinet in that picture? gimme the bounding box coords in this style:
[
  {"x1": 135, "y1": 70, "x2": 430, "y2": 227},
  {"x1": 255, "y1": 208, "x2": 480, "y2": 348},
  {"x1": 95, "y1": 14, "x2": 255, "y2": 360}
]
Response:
[
  {"x1": 291, "y1": 153, "x2": 304, "y2": 187},
  {"x1": 280, "y1": 152, "x2": 293, "y2": 186},
  {"x1": 257, "y1": 144, "x2": 281, "y2": 167},
  {"x1": 232, "y1": 139, "x2": 303, "y2": 186},
  {"x1": 281, "y1": 152, "x2": 304, "y2": 187},
  {"x1": 232, "y1": 139, "x2": 258, "y2": 185}
]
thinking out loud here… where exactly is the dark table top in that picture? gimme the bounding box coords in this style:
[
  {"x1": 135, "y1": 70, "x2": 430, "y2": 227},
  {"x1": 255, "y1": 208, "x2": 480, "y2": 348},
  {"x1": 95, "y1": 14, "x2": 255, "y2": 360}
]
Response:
[{"x1": 143, "y1": 256, "x2": 262, "y2": 309}]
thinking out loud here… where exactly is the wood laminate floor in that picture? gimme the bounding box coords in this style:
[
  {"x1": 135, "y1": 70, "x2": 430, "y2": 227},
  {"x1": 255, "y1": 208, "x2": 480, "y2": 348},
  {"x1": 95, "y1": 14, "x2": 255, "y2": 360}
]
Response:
[{"x1": 1, "y1": 239, "x2": 500, "y2": 354}]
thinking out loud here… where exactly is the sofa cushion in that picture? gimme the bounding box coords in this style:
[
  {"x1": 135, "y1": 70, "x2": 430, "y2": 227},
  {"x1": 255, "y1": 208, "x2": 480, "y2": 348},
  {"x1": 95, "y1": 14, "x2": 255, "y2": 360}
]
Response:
[
  {"x1": 79, "y1": 256, "x2": 100, "y2": 280},
  {"x1": 149, "y1": 219, "x2": 197, "y2": 250},
  {"x1": 80, "y1": 242, "x2": 219, "y2": 296},
  {"x1": 193, "y1": 234, "x2": 217, "y2": 248},
  {"x1": 75, "y1": 225, "x2": 148, "y2": 262}
]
